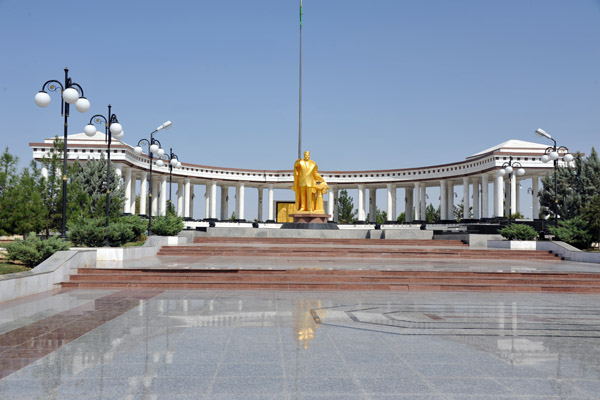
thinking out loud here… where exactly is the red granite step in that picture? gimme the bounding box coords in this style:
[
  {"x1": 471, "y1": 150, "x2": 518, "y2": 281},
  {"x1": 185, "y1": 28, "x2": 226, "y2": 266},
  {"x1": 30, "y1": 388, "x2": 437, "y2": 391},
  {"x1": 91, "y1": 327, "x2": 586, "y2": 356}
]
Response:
[
  {"x1": 158, "y1": 245, "x2": 560, "y2": 261},
  {"x1": 63, "y1": 268, "x2": 600, "y2": 293},
  {"x1": 194, "y1": 237, "x2": 468, "y2": 246}
]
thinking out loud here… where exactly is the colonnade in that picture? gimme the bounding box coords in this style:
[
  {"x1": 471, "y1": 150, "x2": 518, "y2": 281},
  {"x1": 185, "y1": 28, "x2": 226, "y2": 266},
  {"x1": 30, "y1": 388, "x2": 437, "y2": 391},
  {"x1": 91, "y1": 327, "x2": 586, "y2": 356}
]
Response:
[{"x1": 115, "y1": 165, "x2": 541, "y2": 223}]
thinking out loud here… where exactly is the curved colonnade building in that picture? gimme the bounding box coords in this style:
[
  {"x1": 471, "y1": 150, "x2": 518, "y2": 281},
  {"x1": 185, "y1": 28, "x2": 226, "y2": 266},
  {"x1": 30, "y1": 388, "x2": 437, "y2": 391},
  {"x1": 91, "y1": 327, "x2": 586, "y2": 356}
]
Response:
[{"x1": 30, "y1": 134, "x2": 562, "y2": 223}]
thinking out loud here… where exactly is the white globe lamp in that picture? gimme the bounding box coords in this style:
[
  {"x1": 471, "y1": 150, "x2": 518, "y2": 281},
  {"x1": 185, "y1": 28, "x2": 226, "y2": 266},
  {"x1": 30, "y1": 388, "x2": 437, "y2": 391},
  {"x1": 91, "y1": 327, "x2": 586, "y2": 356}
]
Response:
[
  {"x1": 34, "y1": 91, "x2": 51, "y2": 107},
  {"x1": 84, "y1": 124, "x2": 97, "y2": 137},
  {"x1": 62, "y1": 87, "x2": 79, "y2": 104}
]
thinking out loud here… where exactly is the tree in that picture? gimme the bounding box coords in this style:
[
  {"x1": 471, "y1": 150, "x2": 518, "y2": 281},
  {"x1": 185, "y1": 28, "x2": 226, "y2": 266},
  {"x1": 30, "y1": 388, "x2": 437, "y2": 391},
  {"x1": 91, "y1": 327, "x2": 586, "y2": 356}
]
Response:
[
  {"x1": 70, "y1": 153, "x2": 125, "y2": 221},
  {"x1": 453, "y1": 200, "x2": 472, "y2": 221},
  {"x1": 425, "y1": 204, "x2": 440, "y2": 223},
  {"x1": 38, "y1": 137, "x2": 65, "y2": 234},
  {"x1": 539, "y1": 148, "x2": 600, "y2": 220},
  {"x1": 581, "y1": 194, "x2": 600, "y2": 247},
  {"x1": 0, "y1": 146, "x2": 18, "y2": 197},
  {"x1": 397, "y1": 212, "x2": 406, "y2": 223},
  {"x1": 0, "y1": 163, "x2": 45, "y2": 237},
  {"x1": 337, "y1": 189, "x2": 357, "y2": 223},
  {"x1": 366, "y1": 208, "x2": 388, "y2": 224}
]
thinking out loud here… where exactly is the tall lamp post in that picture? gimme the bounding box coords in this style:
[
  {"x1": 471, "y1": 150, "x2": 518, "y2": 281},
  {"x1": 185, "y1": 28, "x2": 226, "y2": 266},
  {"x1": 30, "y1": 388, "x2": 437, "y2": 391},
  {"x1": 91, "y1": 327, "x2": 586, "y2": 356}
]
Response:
[
  {"x1": 35, "y1": 67, "x2": 91, "y2": 238},
  {"x1": 134, "y1": 121, "x2": 173, "y2": 235},
  {"x1": 535, "y1": 129, "x2": 573, "y2": 226},
  {"x1": 498, "y1": 156, "x2": 525, "y2": 222},
  {"x1": 166, "y1": 148, "x2": 182, "y2": 209},
  {"x1": 83, "y1": 105, "x2": 124, "y2": 246}
]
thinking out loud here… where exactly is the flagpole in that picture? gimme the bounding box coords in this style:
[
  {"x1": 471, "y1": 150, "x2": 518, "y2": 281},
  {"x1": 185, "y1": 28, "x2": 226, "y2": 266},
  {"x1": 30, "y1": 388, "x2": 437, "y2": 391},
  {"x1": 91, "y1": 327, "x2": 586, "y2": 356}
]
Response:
[{"x1": 298, "y1": 1, "x2": 303, "y2": 159}]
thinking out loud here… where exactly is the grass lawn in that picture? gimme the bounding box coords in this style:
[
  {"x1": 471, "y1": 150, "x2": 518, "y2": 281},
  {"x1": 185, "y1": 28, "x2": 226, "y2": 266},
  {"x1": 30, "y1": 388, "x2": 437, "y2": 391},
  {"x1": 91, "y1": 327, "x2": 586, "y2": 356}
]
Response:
[{"x1": 0, "y1": 262, "x2": 29, "y2": 275}]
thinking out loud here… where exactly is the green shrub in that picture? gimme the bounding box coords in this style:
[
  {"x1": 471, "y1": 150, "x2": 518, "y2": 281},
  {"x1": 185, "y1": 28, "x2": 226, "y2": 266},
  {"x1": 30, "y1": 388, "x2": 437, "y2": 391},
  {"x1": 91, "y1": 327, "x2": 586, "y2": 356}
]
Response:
[
  {"x1": 68, "y1": 218, "x2": 106, "y2": 247},
  {"x1": 151, "y1": 215, "x2": 183, "y2": 236},
  {"x1": 69, "y1": 215, "x2": 147, "y2": 247},
  {"x1": 119, "y1": 215, "x2": 147, "y2": 241},
  {"x1": 4, "y1": 235, "x2": 69, "y2": 268},
  {"x1": 549, "y1": 217, "x2": 593, "y2": 250},
  {"x1": 499, "y1": 224, "x2": 538, "y2": 241}
]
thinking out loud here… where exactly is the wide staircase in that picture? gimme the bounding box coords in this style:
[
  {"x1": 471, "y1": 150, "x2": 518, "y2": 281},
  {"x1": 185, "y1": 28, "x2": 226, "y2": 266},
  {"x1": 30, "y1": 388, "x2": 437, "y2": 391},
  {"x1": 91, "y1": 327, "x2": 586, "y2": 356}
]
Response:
[
  {"x1": 63, "y1": 268, "x2": 600, "y2": 293},
  {"x1": 58, "y1": 237, "x2": 600, "y2": 293},
  {"x1": 156, "y1": 237, "x2": 561, "y2": 261}
]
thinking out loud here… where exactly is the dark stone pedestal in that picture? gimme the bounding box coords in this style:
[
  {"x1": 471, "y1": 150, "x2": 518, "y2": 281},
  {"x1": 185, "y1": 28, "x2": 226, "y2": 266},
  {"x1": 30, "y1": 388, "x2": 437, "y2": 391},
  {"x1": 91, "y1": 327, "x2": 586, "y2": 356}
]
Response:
[{"x1": 281, "y1": 213, "x2": 339, "y2": 230}]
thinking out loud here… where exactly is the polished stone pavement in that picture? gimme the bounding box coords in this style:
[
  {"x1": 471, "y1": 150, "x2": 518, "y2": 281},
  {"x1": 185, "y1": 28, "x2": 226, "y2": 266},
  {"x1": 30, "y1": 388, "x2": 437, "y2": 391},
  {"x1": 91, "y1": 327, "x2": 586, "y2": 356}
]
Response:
[{"x1": 1, "y1": 288, "x2": 600, "y2": 399}]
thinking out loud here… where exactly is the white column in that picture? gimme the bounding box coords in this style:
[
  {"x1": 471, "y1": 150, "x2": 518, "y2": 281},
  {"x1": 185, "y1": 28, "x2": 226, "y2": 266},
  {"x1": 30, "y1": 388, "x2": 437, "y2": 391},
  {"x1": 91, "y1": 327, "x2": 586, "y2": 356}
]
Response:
[
  {"x1": 532, "y1": 176, "x2": 539, "y2": 219},
  {"x1": 327, "y1": 189, "x2": 334, "y2": 221},
  {"x1": 391, "y1": 186, "x2": 397, "y2": 221},
  {"x1": 257, "y1": 187, "x2": 263, "y2": 222},
  {"x1": 357, "y1": 184, "x2": 366, "y2": 221},
  {"x1": 333, "y1": 187, "x2": 339, "y2": 222},
  {"x1": 123, "y1": 168, "x2": 132, "y2": 214},
  {"x1": 369, "y1": 188, "x2": 377, "y2": 223},
  {"x1": 473, "y1": 177, "x2": 480, "y2": 219},
  {"x1": 267, "y1": 184, "x2": 274, "y2": 221},
  {"x1": 504, "y1": 180, "x2": 510, "y2": 217},
  {"x1": 510, "y1": 174, "x2": 517, "y2": 216},
  {"x1": 463, "y1": 177, "x2": 470, "y2": 220},
  {"x1": 160, "y1": 176, "x2": 167, "y2": 216},
  {"x1": 184, "y1": 178, "x2": 191, "y2": 218},
  {"x1": 151, "y1": 179, "x2": 159, "y2": 216},
  {"x1": 413, "y1": 183, "x2": 421, "y2": 221},
  {"x1": 189, "y1": 184, "x2": 194, "y2": 219},
  {"x1": 205, "y1": 184, "x2": 210, "y2": 220},
  {"x1": 405, "y1": 187, "x2": 413, "y2": 222},
  {"x1": 420, "y1": 184, "x2": 426, "y2": 221},
  {"x1": 516, "y1": 178, "x2": 522, "y2": 216},
  {"x1": 236, "y1": 182, "x2": 245, "y2": 221},
  {"x1": 220, "y1": 185, "x2": 228, "y2": 220},
  {"x1": 495, "y1": 174, "x2": 504, "y2": 217},
  {"x1": 130, "y1": 174, "x2": 137, "y2": 214},
  {"x1": 140, "y1": 172, "x2": 147, "y2": 215},
  {"x1": 481, "y1": 175, "x2": 489, "y2": 218},
  {"x1": 440, "y1": 180, "x2": 447, "y2": 221},
  {"x1": 447, "y1": 181, "x2": 454, "y2": 221},
  {"x1": 386, "y1": 184, "x2": 394, "y2": 222},
  {"x1": 210, "y1": 181, "x2": 217, "y2": 219},
  {"x1": 177, "y1": 180, "x2": 184, "y2": 217}
]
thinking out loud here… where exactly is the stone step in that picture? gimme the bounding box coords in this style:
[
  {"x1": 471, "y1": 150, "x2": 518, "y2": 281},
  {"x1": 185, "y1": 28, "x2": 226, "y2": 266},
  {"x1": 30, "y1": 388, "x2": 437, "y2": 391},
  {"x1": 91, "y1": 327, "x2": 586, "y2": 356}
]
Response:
[
  {"x1": 63, "y1": 269, "x2": 600, "y2": 293},
  {"x1": 157, "y1": 247, "x2": 560, "y2": 260},
  {"x1": 194, "y1": 237, "x2": 468, "y2": 246}
]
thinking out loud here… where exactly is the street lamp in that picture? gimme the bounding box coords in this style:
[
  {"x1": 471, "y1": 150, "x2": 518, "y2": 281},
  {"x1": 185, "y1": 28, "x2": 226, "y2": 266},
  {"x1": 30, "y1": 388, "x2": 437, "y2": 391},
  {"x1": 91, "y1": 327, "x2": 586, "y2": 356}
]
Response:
[
  {"x1": 134, "y1": 121, "x2": 173, "y2": 235},
  {"x1": 35, "y1": 67, "x2": 90, "y2": 238},
  {"x1": 498, "y1": 156, "x2": 525, "y2": 221},
  {"x1": 535, "y1": 128, "x2": 573, "y2": 226},
  {"x1": 166, "y1": 148, "x2": 181, "y2": 210},
  {"x1": 84, "y1": 105, "x2": 124, "y2": 246}
]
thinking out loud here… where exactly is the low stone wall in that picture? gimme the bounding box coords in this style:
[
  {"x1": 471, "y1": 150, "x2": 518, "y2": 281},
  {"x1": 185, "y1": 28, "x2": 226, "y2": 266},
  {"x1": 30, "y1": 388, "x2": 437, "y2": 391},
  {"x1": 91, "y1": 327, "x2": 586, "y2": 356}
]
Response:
[
  {"x1": 0, "y1": 235, "x2": 190, "y2": 303},
  {"x1": 0, "y1": 250, "x2": 96, "y2": 303},
  {"x1": 193, "y1": 226, "x2": 432, "y2": 240},
  {"x1": 488, "y1": 240, "x2": 600, "y2": 264}
]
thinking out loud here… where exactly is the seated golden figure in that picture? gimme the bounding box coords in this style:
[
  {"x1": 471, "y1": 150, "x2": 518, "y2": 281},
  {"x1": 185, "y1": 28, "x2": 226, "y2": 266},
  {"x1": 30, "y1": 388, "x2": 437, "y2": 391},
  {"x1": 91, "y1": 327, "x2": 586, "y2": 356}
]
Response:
[{"x1": 293, "y1": 151, "x2": 328, "y2": 213}]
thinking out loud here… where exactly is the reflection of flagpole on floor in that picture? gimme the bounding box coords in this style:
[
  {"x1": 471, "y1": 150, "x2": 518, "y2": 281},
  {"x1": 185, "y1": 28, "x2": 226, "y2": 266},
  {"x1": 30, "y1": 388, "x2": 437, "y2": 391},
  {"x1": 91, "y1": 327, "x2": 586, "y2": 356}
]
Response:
[{"x1": 298, "y1": 0, "x2": 303, "y2": 159}]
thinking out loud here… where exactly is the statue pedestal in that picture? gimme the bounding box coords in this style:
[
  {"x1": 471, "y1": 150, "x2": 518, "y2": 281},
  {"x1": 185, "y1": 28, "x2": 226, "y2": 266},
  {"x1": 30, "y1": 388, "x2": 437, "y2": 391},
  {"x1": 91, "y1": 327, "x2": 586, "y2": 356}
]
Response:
[
  {"x1": 290, "y1": 213, "x2": 330, "y2": 224},
  {"x1": 281, "y1": 213, "x2": 339, "y2": 230}
]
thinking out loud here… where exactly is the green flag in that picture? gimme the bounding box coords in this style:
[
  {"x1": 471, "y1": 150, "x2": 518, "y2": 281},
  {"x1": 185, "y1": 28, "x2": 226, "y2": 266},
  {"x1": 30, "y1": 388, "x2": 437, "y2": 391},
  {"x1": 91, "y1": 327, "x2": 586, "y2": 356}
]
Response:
[{"x1": 300, "y1": 0, "x2": 303, "y2": 26}]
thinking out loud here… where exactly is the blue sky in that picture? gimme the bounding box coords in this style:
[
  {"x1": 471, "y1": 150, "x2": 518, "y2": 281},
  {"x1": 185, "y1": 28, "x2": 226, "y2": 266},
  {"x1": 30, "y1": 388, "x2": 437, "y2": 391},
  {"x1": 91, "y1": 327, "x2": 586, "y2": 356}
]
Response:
[{"x1": 1, "y1": 0, "x2": 599, "y2": 218}]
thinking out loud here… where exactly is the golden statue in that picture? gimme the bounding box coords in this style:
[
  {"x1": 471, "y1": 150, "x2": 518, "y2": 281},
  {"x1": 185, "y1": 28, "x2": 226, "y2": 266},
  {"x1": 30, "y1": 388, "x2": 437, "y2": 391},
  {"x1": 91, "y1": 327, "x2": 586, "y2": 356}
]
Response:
[{"x1": 293, "y1": 151, "x2": 329, "y2": 213}]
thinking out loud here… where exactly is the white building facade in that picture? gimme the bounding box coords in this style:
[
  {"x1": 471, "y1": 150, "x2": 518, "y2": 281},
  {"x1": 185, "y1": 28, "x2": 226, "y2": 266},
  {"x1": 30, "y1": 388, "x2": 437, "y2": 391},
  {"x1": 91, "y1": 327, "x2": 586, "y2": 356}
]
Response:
[{"x1": 30, "y1": 135, "x2": 563, "y2": 223}]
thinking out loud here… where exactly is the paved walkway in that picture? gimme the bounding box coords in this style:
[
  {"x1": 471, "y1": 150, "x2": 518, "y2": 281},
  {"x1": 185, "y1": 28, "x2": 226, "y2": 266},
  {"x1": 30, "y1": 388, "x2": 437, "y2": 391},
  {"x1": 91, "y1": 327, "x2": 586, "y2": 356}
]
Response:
[
  {"x1": 1, "y1": 253, "x2": 600, "y2": 399},
  {"x1": 1, "y1": 286, "x2": 600, "y2": 399}
]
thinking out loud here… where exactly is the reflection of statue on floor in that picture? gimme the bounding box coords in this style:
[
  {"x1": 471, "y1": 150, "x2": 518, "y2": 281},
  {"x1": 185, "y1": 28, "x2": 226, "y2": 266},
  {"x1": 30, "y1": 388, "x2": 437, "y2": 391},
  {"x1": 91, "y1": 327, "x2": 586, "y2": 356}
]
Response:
[{"x1": 293, "y1": 151, "x2": 329, "y2": 213}]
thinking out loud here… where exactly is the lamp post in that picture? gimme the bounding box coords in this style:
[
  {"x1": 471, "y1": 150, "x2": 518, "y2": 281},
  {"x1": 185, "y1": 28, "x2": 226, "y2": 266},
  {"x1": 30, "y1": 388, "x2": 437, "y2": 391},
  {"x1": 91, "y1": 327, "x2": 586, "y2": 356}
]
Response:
[
  {"x1": 84, "y1": 105, "x2": 124, "y2": 246},
  {"x1": 35, "y1": 67, "x2": 91, "y2": 238},
  {"x1": 166, "y1": 148, "x2": 182, "y2": 211},
  {"x1": 134, "y1": 121, "x2": 173, "y2": 235},
  {"x1": 498, "y1": 156, "x2": 525, "y2": 222},
  {"x1": 535, "y1": 129, "x2": 573, "y2": 226}
]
